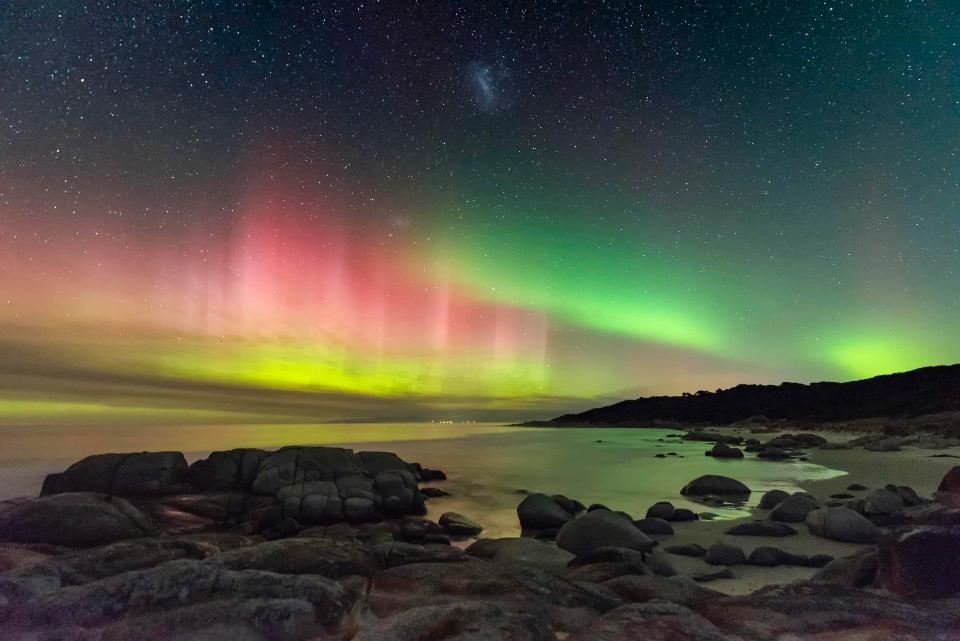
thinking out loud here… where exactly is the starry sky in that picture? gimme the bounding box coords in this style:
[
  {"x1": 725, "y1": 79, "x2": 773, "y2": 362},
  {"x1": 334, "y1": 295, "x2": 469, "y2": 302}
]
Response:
[{"x1": 1, "y1": 1, "x2": 959, "y2": 424}]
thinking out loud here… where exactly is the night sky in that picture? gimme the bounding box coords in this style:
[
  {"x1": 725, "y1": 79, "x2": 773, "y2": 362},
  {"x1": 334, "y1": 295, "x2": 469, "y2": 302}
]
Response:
[{"x1": 2, "y1": 1, "x2": 959, "y2": 423}]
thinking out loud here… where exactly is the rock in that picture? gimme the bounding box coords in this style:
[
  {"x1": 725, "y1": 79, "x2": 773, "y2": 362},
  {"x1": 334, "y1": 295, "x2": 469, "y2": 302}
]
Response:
[
  {"x1": 811, "y1": 549, "x2": 879, "y2": 588},
  {"x1": 645, "y1": 501, "x2": 675, "y2": 520},
  {"x1": 438, "y1": 512, "x2": 483, "y2": 537},
  {"x1": 671, "y1": 508, "x2": 699, "y2": 522},
  {"x1": 830, "y1": 493, "x2": 855, "y2": 499},
  {"x1": 680, "y1": 475, "x2": 750, "y2": 496},
  {"x1": 692, "y1": 567, "x2": 733, "y2": 582},
  {"x1": 706, "y1": 443, "x2": 744, "y2": 458},
  {"x1": 805, "y1": 507, "x2": 881, "y2": 543},
  {"x1": 517, "y1": 493, "x2": 573, "y2": 530},
  {"x1": 887, "y1": 484, "x2": 925, "y2": 506},
  {"x1": 664, "y1": 543, "x2": 706, "y2": 557},
  {"x1": 770, "y1": 494, "x2": 819, "y2": 522},
  {"x1": 725, "y1": 521, "x2": 797, "y2": 537},
  {"x1": 819, "y1": 442, "x2": 852, "y2": 450},
  {"x1": 371, "y1": 541, "x2": 467, "y2": 568},
  {"x1": 699, "y1": 580, "x2": 956, "y2": 639},
  {"x1": 704, "y1": 543, "x2": 745, "y2": 566},
  {"x1": 655, "y1": 453, "x2": 666, "y2": 458},
  {"x1": 0, "y1": 493, "x2": 155, "y2": 547},
  {"x1": 274, "y1": 517, "x2": 301, "y2": 536},
  {"x1": 420, "y1": 487, "x2": 449, "y2": 498},
  {"x1": 756, "y1": 447, "x2": 792, "y2": 460},
  {"x1": 633, "y1": 518, "x2": 674, "y2": 535},
  {"x1": 41, "y1": 452, "x2": 189, "y2": 496},
  {"x1": 938, "y1": 466, "x2": 960, "y2": 495},
  {"x1": 466, "y1": 537, "x2": 574, "y2": 574},
  {"x1": 4, "y1": 557, "x2": 354, "y2": 639},
  {"x1": 588, "y1": 503, "x2": 611, "y2": 512},
  {"x1": 643, "y1": 552, "x2": 677, "y2": 577},
  {"x1": 748, "y1": 546, "x2": 788, "y2": 566},
  {"x1": 862, "y1": 489, "x2": 904, "y2": 516},
  {"x1": 568, "y1": 602, "x2": 731, "y2": 641},
  {"x1": 878, "y1": 526, "x2": 960, "y2": 598},
  {"x1": 766, "y1": 433, "x2": 827, "y2": 448},
  {"x1": 556, "y1": 510, "x2": 655, "y2": 556},
  {"x1": 186, "y1": 448, "x2": 268, "y2": 490},
  {"x1": 551, "y1": 495, "x2": 585, "y2": 515},
  {"x1": 367, "y1": 559, "x2": 619, "y2": 630},
  {"x1": 757, "y1": 489, "x2": 790, "y2": 509},
  {"x1": 846, "y1": 483, "x2": 868, "y2": 491}
]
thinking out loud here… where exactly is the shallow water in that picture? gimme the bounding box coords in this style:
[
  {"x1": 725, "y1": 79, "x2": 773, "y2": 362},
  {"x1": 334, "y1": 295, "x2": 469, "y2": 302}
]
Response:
[{"x1": 0, "y1": 422, "x2": 847, "y2": 538}]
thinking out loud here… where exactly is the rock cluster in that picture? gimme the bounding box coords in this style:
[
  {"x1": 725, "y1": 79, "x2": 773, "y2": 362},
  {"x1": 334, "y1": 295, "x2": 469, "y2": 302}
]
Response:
[{"x1": 5, "y1": 447, "x2": 436, "y2": 546}]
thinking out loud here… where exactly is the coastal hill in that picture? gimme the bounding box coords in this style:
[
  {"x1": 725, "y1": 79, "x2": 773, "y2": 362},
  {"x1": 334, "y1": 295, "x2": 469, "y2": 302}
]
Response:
[{"x1": 526, "y1": 364, "x2": 960, "y2": 426}]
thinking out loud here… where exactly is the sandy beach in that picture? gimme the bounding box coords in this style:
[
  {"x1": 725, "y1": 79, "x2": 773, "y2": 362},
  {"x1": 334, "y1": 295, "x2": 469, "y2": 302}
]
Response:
[{"x1": 630, "y1": 426, "x2": 960, "y2": 595}]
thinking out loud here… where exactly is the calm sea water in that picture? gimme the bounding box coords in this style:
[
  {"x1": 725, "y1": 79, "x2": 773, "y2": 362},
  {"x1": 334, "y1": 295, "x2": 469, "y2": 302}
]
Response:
[{"x1": 0, "y1": 423, "x2": 846, "y2": 538}]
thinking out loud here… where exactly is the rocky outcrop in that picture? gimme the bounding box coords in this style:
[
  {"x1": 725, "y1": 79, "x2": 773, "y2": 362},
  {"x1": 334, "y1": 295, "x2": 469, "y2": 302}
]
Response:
[
  {"x1": 29, "y1": 448, "x2": 432, "y2": 544},
  {"x1": 41, "y1": 452, "x2": 189, "y2": 496},
  {"x1": 705, "y1": 443, "x2": 744, "y2": 458}
]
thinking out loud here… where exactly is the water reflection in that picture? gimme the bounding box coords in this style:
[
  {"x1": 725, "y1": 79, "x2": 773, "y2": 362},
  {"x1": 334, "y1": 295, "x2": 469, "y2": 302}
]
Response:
[{"x1": 0, "y1": 423, "x2": 846, "y2": 537}]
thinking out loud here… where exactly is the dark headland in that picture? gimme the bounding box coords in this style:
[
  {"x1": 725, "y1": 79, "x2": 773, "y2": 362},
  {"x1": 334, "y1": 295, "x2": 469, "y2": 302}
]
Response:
[{"x1": 523, "y1": 364, "x2": 960, "y2": 429}]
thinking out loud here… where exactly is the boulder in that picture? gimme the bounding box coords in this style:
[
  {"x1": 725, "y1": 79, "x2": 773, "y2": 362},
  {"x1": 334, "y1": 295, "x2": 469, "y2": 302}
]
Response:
[
  {"x1": 938, "y1": 466, "x2": 960, "y2": 494},
  {"x1": 664, "y1": 543, "x2": 706, "y2": 557},
  {"x1": 863, "y1": 489, "x2": 904, "y2": 515},
  {"x1": 766, "y1": 433, "x2": 827, "y2": 448},
  {"x1": 212, "y1": 537, "x2": 374, "y2": 578},
  {"x1": 556, "y1": 510, "x2": 655, "y2": 556},
  {"x1": 682, "y1": 431, "x2": 742, "y2": 444},
  {"x1": 748, "y1": 546, "x2": 788, "y2": 566},
  {"x1": 805, "y1": 507, "x2": 881, "y2": 544},
  {"x1": 704, "y1": 543, "x2": 745, "y2": 566},
  {"x1": 887, "y1": 485, "x2": 925, "y2": 507},
  {"x1": 756, "y1": 447, "x2": 792, "y2": 460},
  {"x1": 812, "y1": 549, "x2": 879, "y2": 588},
  {"x1": 692, "y1": 567, "x2": 734, "y2": 582},
  {"x1": 770, "y1": 494, "x2": 819, "y2": 523},
  {"x1": 878, "y1": 526, "x2": 960, "y2": 598},
  {"x1": 438, "y1": 512, "x2": 483, "y2": 537},
  {"x1": 671, "y1": 508, "x2": 699, "y2": 522},
  {"x1": 645, "y1": 502, "x2": 675, "y2": 520},
  {"x1": 517, "y1": 493, "x2": 573, "y2": 530},
  {"x1": 846, "y1": 483, "x2": 868, "y2": 491},
  {"x1": 725, "y1": 521, "x2": 797, "y2": 537},
  {"x1": 706, "y1": 443, "x2": 744, "y2": 458},
  {"x1": 633, "y1": 518, "x2": 674, "y2": 535},
  {"x1": 757, "y1": 489, "x2": 790, "y2": 509},
  {"x1": 0, "y1": 493, "x2": 155, "y2": 547},
  {"x1": 41, "y1": 452, "x2": 188, "y2": 496},
  {"x1": 680, "y1": 475, "x2": 750, "y2": 496}
]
